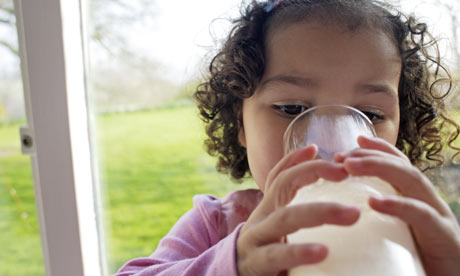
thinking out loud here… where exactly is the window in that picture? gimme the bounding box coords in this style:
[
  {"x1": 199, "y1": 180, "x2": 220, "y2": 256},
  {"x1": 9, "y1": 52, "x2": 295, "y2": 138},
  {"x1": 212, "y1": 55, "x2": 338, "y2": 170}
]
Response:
[
  {"x1": 0, "y1": 1, "x2": 44, "y2": 275},
  {"x1": 4, "y1": 1, "x2": 460, "y2": 275},
  {"x1": 84, "y1": 0, "x2": 253, "y2": 272}
]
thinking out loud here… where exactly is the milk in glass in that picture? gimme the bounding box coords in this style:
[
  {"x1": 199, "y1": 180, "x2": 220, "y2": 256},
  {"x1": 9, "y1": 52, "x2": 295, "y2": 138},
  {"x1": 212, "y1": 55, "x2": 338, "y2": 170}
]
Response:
[{"x1": 283, "y1": 105, "x2": 425, "y2": 276}]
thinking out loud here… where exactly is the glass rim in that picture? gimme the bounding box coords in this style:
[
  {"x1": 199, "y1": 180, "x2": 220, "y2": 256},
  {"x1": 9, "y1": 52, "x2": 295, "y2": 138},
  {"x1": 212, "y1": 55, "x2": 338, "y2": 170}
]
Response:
[{"x1": 283, "y1": 104, "x2": 376, "y2": 155}]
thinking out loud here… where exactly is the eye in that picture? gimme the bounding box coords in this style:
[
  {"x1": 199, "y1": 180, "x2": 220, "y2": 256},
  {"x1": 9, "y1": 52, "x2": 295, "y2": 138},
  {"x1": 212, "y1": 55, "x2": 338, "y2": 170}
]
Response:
[
  {"x1": 361, "y1": 110, "x2": 385, "y2": 124},
  {"x1": 273, "y1": 104, "x2": 308, "y2": 117}
]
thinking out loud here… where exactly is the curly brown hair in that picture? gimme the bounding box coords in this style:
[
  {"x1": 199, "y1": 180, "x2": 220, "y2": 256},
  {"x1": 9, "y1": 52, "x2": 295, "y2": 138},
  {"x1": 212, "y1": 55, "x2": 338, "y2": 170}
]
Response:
[{"x1": 193, "y1": 0, "x2": 460, "y2": 181}]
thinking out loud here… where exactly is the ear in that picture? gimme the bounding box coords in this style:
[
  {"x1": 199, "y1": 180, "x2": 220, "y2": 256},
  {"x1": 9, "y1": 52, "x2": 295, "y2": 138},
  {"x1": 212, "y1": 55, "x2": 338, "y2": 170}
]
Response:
[
  {"x1": 235, "y1": 101, "x2": 246, "y2": 148},
  {"x1": 238, "y1": 125, "x2": 247, "y2": 148}
]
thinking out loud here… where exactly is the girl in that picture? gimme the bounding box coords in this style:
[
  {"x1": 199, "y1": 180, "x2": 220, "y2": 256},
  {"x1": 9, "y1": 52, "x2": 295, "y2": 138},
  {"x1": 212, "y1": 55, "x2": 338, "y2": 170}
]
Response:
[{"x1": 116, "y1": 0, "x2": 460, "y2": 275}]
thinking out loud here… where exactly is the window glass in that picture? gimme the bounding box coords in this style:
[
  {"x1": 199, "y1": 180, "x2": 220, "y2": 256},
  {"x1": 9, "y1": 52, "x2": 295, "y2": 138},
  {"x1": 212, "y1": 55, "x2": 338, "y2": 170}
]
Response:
[
  {"x1": 85, "y1": 0, "x2": 255, "y2": 273},
  {"x1": 85, "y1": 0, "x2": 460, "y2": 274},
  {"x1": 397, "y1": 0, "x2": 460, "y2": 221},
  {"x1": 0, "y1": 1, "x2": 45, "y2": 275}
]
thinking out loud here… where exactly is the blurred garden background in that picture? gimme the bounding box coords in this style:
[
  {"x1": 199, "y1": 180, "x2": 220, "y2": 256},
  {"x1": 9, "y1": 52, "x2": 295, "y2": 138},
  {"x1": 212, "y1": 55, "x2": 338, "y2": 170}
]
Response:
[{"x1": 0, "y1": 0, "x2": 460, "y2": 275}]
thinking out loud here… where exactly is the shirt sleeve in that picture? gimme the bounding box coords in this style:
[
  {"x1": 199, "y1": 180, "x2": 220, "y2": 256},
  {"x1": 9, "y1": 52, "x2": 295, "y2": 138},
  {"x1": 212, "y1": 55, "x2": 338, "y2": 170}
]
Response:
[{"x1": 113, "y1": 194, "x2": 243, "y2": 276}]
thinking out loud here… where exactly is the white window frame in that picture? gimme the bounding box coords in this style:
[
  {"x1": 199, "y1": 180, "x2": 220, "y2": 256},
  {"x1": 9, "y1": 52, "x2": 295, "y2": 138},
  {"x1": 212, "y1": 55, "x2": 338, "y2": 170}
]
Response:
[{"x1": 14, "y1": 0, "x2": 105, "y2": 275}]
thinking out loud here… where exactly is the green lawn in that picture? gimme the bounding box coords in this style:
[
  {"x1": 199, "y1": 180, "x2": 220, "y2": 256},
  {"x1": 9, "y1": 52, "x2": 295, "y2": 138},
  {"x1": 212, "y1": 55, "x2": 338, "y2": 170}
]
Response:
[
  {"x1": 0, "y1": 104, "x2": 459, "y2": 275},
  {"x1": 0, "y1": 123, "x2": 44, "y2": 275},
  {"x1": 95, "y1": 105, "x2": 255, "y2": 273},
  {"x1": 0, "y1": 104, "x2": 255, "y2": 275}
]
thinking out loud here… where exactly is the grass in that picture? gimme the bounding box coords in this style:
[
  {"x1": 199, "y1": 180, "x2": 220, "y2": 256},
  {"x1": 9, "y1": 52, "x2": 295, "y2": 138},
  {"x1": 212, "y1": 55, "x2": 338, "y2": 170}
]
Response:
[
  {"x1": 95, "y1": 105, "x2": 256, "y2": 273},
  {"x1": 0, "y1": 104, "x2": 459, "y2": 275},
  {"x1": 0, "y1": 123, "x2": 44, "y2": 276},
  {"x1": 0, "y1": 104, "x2": 255, "y2": 275}
]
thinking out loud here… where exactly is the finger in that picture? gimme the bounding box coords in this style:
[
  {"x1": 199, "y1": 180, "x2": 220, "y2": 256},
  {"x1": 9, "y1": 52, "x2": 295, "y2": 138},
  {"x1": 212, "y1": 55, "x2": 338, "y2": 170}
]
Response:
[
  {"x1": 267, "y1": 160, "x2": 348, "y2": 208},
  {"x1": 369, "y1": 194, "x2": 460, "y2": 270},
  {"x1": 334, "y1": 148, "x2": 404, "y2": 164},
  {"x1": 369, "y1": 195, "x2": 457, "y2": 248},
  {"x1": 247, "y1": 243, "x2": 328, "y2": 275},
  {"x1": 248, "y1": 202, "x2": 360, "y2": 245},
  {"x1": 357, "y1": 136, "x2": 410, "y2": 162},
  {"x1": 334, "y1": 136, "x2": 410, "y2": 164},
  {"x1": 266, "y1": 145, "x2": 318, "y2": 189},
  {"x1": 343, "y1": 156, "x2": 450, "y2": 215},
  {"x1": 288, "y1": 144, "x2": 318, "y2": 167}
]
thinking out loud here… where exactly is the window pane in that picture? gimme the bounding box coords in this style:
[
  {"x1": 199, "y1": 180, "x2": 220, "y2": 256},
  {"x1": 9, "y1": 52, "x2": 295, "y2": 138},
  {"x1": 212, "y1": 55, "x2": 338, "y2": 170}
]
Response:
[
  {"x1": 0, "y1": 1, "x2": 45, "y2": 275},
  {"x1": 397, "y1": 0, "x2": 460, "y2": 222},
  {"x1": 85, "y1": 0, "x2": 460, "y2": 275},
  {"x1": 85, "y1": 0, "x2": 253, "y2": 273}
]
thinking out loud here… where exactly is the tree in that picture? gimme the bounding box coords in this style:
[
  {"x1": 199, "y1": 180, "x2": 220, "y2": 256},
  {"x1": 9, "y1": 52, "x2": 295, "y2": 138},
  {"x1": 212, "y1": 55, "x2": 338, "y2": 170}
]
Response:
[
  {"x1": 0, "y1": 0, "x2": 17, "y2": 56},
  {"x1": 0, "y1": 0, "x2": 169, "y2": 114},
  {"x1": 432, "y1": 0, "x2": 460, "y2": 70},
  {"x1": 0, "y1": 0, "x2": 157, "y2": 57},
  {"x1": 88, "y1": 0, "x2": 157, "y2": 56},
  {"x1": 415, "y1": 0, "x2": 460, "y2": 72}
]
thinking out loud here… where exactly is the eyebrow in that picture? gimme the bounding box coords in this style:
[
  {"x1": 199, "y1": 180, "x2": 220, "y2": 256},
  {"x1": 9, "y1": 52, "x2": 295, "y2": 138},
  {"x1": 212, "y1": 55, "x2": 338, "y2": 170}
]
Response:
[
  {"x1": 261, "y1": 75, "x2": 319, "y2": 89},
  {"x1": 261, "y1": 74, "x2": 398, "y2": 98},
  {"x1": 357, "y1": 84, "x2": 398, "y2": 98}
]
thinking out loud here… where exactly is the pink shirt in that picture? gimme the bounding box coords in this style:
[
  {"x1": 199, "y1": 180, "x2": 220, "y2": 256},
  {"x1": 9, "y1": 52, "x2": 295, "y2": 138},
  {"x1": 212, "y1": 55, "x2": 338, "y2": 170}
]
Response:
[{"x1": 115, "y1": 189, "x2": 263, "y2": 276}]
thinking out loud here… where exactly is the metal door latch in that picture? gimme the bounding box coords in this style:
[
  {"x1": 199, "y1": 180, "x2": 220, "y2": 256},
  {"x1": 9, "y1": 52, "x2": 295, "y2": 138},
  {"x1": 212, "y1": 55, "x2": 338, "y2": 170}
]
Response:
[{"x1": 20, "y1": 126, "x2": 35, "y2": 155}]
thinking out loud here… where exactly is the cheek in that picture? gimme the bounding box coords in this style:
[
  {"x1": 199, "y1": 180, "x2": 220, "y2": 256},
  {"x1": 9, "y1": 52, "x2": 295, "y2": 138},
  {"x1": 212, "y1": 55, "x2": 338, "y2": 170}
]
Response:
[
  {"x1": 377, "y1": 129, "x2": 398, "y2": 145},
  {"x1": 246, "y1": 136, "x2": 285, "y2": 191},
  {"x1": 244, "y1": 126, "x2": 286, "y2": 190},
  {"x1": 375, "y1": 112, "x2": 400, "y2": 146},
  {"x1": 390, "y1": 107, "x2": 401, "y2": 145}
]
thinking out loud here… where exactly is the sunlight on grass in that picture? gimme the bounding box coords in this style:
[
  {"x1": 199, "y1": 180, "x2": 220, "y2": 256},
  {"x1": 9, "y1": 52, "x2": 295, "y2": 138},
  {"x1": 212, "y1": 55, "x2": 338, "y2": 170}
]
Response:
[
  {"x1": 0, "y1": 105, "x2": 256, "y2": 275},
  {"x1": 0, "y1": 123, "x2": 45, "y2": 276},
  {"x1": 93, "y1": 105, "x2": 255, "y2": 273}
]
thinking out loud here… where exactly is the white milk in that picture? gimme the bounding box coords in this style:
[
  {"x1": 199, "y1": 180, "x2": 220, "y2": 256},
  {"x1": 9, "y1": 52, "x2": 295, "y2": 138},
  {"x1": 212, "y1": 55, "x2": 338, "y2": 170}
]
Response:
[{"x1": 287, "y1": 177, "x2": 426, "y2": 276}]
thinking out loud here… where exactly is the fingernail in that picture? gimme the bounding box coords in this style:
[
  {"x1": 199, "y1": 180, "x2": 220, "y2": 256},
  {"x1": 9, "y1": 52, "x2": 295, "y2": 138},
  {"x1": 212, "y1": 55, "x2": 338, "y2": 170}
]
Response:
[
  {"x1": 298, "y1": 244, "x2": 327, "y2": 261},
  {"x1": 370, "y1": 195, "x2": 384, "y2": 201},
  {"x1": 341, "y1": 206, "x2": 360, "y2": 220},
  {"x1": 308, "y1": 144, "x2": 318, "y2": 152},
  {"x1": 346, "y1": 157, "x2": 360, "y2": 162},
  {"x1": 333, "y1": 152, "x2": 344, "y2": 162},
  {"x1": 369, "y1": 195, "x2": 393, "y2": 212},
  {"x1": 309, "y1": 244, "x2": 326, "y2": 254},
  {"x1": 369, "y1": 195, "x2": 383, "y2": 206},
  {"x1": 344, "y1": 157, "x2": 362, "y2": 169}
]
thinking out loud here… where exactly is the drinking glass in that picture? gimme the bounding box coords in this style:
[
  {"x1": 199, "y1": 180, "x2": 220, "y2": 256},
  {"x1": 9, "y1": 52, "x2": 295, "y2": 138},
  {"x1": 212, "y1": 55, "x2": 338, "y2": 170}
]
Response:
[{"x1": 284, "y1": 105, "x2": 425, "y2": 276}]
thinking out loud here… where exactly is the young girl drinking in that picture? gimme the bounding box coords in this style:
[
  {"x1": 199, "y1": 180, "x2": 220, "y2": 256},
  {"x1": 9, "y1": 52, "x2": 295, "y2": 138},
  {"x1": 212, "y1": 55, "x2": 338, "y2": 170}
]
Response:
[{"x1": 115, "y1": 0, "x2": 460, "y2": 275}]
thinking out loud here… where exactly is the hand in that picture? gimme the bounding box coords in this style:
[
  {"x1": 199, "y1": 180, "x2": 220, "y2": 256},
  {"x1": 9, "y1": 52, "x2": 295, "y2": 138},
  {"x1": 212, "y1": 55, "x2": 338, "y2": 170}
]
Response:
[
  {"x1": 237, "y1": 145, "x2": 360, "y2": 276},
  {"x1": 335, "y1": 136, "x2": 460, "y2": 276}
]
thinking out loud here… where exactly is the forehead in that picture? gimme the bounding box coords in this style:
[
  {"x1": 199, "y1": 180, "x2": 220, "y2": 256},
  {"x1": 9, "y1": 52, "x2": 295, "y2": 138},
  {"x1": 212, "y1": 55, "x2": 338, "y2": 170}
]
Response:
[
  {"x1": 263, "y1": 2, "x2": 395, "y2": 44},
  {"x1": 264, "y1": 22, "x2": 401, "y2": 75}
]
